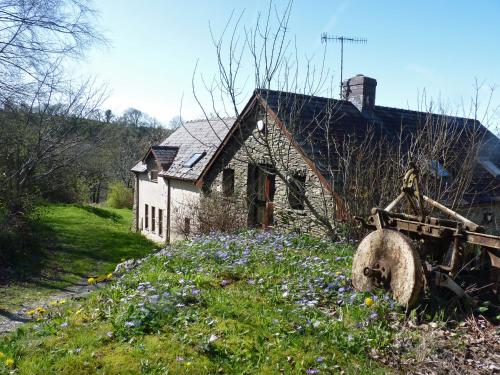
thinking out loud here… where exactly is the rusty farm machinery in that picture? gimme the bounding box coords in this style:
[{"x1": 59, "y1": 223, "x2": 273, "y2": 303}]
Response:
[{"x1": 352, "y1": 165, "x2": 500, "y2": 310}]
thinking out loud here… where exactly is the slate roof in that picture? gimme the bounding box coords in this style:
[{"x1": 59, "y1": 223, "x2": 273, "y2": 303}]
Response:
[
  {"x1": 132, "y1": 118, "x2": 236, "y2": 181},
  {"x1": 131, "y1": 161, "x2": 147, "y2": 173},
  {"x1": 256, "y1": 89, "x2": 500, "y2": 204},
  {"x1": 258, "y1": 89, "x2": 369, "y2": 173}
]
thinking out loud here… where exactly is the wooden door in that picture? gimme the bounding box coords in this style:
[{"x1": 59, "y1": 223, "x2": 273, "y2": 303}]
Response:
[{"x1": 247, "y1": 164, "x2": 275, "y2": 229}]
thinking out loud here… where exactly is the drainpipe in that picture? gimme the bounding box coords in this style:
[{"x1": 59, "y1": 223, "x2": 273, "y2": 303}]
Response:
[{"x1": 166, "y1": 178, "x2": 171, "y2": 244}]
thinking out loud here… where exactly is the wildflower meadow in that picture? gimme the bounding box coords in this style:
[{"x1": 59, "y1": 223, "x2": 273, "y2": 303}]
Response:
[{"x1": 1, "y1": 231, "x2": 416, "y2": 373}]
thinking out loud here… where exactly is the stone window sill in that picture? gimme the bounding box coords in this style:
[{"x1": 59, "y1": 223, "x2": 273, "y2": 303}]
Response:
[{"x1": 286, "y1": 208, "x2": 306, "y2": 216}]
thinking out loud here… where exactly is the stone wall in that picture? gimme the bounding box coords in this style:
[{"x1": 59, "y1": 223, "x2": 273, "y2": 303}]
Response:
[
  {"x1": 461, "y1": 202, "x2": 500, "y2": 235},
  {"x1": 203, "y1": 107, "x2": 337, "y2": 237}
]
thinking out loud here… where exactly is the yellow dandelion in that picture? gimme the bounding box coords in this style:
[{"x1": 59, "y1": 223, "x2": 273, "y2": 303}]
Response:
[
  {"x1": 87, "y1": 277, "x2": 96, "y2": 285},
  {"x1": 106, "y1": 273, "x2": 113, "y2": 280},
  {"x1": 27, "y1": 310, "x2": 36, "y2": 316},
  {"x1": 59, "y1": 300, "x2": 66, "y2": 305},
  {"x1": 35, "y1": 307, "x2": 47, "y2": 314},
  {"x1": 365, "y1": 297, "x2": 374, "y2": 306},
  {"x1": 75, "y1": 309, "x2": 83, "y2": 315},
  {"x1": 5, "y1": 358, "x2": 14, "y2": 368},
  {"x1": 49, "y1": 301, "x2": 58, "y2": 306}
]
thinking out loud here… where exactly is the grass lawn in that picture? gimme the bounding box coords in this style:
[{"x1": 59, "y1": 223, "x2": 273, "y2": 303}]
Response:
[
  {"x1": 0, "y1": 231, "x2": 409, "y2": 374},
  {"x1": 0, "y1": 204, "x2": 157, "y2": 313}
]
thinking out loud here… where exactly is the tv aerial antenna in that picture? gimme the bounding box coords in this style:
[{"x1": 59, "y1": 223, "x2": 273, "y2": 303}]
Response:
[{"x1": 321, "y1": 33, "x2": 367, "y2": 97}]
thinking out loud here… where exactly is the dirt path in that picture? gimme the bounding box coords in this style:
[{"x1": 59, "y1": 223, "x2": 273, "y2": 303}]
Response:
[{"x1": 0, "y1": 279, "x2": 100, "y2": 335}]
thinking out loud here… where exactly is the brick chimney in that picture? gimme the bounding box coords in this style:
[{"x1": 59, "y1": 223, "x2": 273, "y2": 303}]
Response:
[{"x1": 342, "y1": 74, "x2": 377, "y2": 113}]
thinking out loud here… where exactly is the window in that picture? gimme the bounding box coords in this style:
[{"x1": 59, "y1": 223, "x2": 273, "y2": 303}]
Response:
[
  {"x1": 150, "y1": 170, "x2": 158, "y2": 182},
  {"x1": 288, "y1": 174, "x2": 306, "y2": 210},
  {"x1": 184, "y1": 217, "x2": 191, "y2": 235},
  {"x1": 144, "y1": 204, "x2": 149, "y2": 229},
  {"x1": 151, "y1": 206, "x2": 156, "y2": 232},
  {"x1": 222, "y1": 168, "x2": 235, "y2": 196},
  {"x1": 158, "y1": 209, "x2": 163, "y2": 237},
  {"x1": 430, "y1": 160, "x2": 450, "y2": 177},
  {"x1": 183, "y1": 152, "x2": 206, "y2": 168},
  {"x1": 482, "y1": 211, "x2": 494, "y2": 225},
  {"x1": 479, "y1": 159, "x2": 500, "y2": 177}
]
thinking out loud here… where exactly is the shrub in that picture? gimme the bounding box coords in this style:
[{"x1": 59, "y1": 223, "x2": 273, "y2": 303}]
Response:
[
  {"x1": 173, "y1": 191, "x2": 247, "y2": 238},
  {"x1": 106, "y1": 182, "x2": 133, "y2": 209},
  {"x1": 197, "y1": 192, "x2": 247, "y2": 234}
]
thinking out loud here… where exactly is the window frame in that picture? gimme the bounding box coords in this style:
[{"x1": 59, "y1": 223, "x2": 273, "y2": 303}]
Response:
[
  {"x1": 183, "y1": 152, "x2": 206, "y2": 168},
  {"x1": 222, "y1": 168, "x2": 235, "y2": 197},
  {"x1": 151, "y1": 206, "x2": 156, "y2": 233},
  {"x1": 144, "y1": 204, "x2": 149, "y2": 230},
  {"x1": 479, "y1": 159, "x2": 500, "y2": 177},
  {"x1": 288, "y1": 174, "x2": 306, "y2": 211},
  {"x1": 150, "y1": 169, "x2": 158, "y2": 182},
  {"x1": 158, "y1": 209, "x2": 163, "y2": 237}
]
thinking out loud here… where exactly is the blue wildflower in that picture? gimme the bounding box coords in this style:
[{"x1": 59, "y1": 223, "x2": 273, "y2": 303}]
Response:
[{"x1": 306, "y1": 369, "x2": 319, "y2": 374}]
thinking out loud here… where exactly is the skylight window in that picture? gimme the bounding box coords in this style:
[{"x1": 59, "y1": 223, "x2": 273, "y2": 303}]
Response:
[
  {"x1": 183, "y1": 152, "x2": 205, "y2": 168},
  {"x1": 431, "y1": 160, "x2": 450, "y2": 177},
  {"x1": 479, "y1": 159, "x2": 500, "y2": 177}
]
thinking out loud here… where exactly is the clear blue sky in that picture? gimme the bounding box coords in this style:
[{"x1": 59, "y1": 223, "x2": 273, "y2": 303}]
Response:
[{"x1": 79, "y1": 0, "x2": 500, "y2": 127}]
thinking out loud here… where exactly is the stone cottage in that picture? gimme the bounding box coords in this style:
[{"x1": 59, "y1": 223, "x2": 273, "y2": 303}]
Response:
[{"x1": 132, "y1": 74, "x2": 500, "y2": 242}]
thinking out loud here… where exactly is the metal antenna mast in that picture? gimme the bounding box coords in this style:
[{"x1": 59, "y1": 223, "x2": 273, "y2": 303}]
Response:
[{"x1": 321, "y1": 33, "x2": 367, "y2": 97}]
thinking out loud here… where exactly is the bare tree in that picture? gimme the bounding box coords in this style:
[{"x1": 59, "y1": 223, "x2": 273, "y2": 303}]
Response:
[
  {"x1": 168, "y1": 115, "x2": 183, "y2": 130},
  {"x1": 0, "y1": 72, "x2": 107, "y2": 210},
  {"x1": 0, "y1": 0, "x2": 105, "y2": 102},
  {"x1": 0, "y1": 0, "x2": 106, "y2": 215}
]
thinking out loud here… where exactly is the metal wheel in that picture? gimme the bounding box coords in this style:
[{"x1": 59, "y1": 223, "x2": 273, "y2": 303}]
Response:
[{"x1": 352, "y1": 229, "x2": 424, "y2": 308}]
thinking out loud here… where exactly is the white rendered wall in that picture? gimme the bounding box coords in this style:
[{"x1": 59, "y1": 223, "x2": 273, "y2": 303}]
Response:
[
  {"x1": 169, "y1": 179, "x2": 201, "y2": 241},
  {"x1": 137, "y1": 174, "x2": 202, "y2": 243},
  {"x1": 137, "y1": 174, "x2": 168, "y2": 243}
]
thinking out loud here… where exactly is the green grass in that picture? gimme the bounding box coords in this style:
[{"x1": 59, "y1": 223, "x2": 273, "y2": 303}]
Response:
[
  {"x1": 0, "y1": 231, "x2": 410, "y2": 374},
  {"x1": 0, "y1": 204, "x2": 157, "y2": 312}
]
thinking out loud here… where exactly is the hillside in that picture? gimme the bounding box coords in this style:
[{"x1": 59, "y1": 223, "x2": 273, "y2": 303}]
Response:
[
  {"x1": 0, "y1": 205, "x2": 157, "y2": 322},
  {"x1": 1, "y1": 230, "x2": 498, "y2": 374}
]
